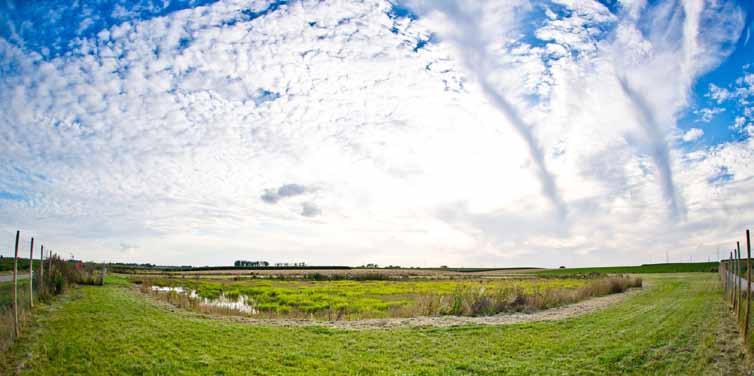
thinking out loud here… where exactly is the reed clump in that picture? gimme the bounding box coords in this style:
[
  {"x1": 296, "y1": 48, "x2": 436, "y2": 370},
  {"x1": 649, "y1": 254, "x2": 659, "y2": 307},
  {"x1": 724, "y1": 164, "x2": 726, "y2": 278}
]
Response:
[{"x1": 411, "y1": 275, "x2": 642, "y2": 317}]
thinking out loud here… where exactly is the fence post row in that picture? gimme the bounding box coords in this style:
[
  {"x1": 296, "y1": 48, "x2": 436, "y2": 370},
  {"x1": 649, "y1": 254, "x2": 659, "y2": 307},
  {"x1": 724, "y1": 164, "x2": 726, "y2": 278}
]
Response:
[
  {"x1": 719, "y1": 229, "x2": 754, "y2": 347},
  {"x1": 7, "y1": 230, "x2": 63, "y2": 341}
]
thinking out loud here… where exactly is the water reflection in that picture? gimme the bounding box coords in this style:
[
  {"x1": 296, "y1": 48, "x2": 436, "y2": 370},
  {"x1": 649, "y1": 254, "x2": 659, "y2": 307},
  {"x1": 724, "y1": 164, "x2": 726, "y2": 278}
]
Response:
[{"x1": 150, "y1": 285, "x2": 258, "y2": 314}]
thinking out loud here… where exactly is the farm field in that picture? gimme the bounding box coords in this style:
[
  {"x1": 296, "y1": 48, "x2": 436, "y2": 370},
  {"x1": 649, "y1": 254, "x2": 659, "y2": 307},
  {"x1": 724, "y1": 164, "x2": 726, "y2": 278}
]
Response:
[
  {"x1": 536, "y1": 262, "x2": 719, "y2": 276},
  {"x1": 1, "y1": 273, "x2": 749, "y2": 375},
  {"x1": 123, "y1": 267, "x2": 507, "y2": 278},
  {"x1": 118, "y1": 262, "x2": 715, "y2": 279}
]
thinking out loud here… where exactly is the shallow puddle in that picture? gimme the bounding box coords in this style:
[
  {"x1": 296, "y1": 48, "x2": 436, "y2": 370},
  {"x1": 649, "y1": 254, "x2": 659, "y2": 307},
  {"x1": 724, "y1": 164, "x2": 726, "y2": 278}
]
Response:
[{"x1": 150, "y1": 285, "x2": 258, "y2": 314}]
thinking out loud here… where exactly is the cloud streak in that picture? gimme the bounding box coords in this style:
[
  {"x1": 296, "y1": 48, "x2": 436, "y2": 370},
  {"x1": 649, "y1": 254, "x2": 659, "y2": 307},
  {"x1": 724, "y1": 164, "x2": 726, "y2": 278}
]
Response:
[
  {"x1": 410, "y1": 0, "x2": 567, "y2": 219},
  {"x1": 618, "y1": 76, "x2": 685, "y2": 219}
]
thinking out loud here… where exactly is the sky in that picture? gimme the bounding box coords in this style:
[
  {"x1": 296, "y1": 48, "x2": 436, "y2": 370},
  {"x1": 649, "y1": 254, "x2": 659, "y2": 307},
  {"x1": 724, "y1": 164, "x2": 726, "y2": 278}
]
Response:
[{"x1": 0, "y1": 0, "x2": 753, "y2": 268}]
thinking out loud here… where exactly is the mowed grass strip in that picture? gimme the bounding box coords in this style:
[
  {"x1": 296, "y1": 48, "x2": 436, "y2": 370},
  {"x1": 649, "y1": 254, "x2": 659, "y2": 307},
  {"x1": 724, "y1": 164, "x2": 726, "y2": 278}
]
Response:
[{"x1": 1, "y1": 273, "x2": 749, "y2": 375}]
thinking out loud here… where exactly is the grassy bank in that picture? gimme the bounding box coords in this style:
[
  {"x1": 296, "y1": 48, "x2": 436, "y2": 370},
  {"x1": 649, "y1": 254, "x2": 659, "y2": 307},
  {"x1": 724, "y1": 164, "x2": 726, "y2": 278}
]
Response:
[{"x1": 1, "y1": 273, "x2": 748, "y2": 375}]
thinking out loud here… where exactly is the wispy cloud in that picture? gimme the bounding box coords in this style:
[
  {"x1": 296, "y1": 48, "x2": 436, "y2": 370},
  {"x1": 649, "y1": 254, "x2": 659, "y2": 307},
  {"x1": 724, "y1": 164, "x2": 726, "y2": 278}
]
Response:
[
  {"x1": 618, "y1": 77, "x2": 685, "y2": 219},
  {"x1": 408, "y1": 0, "x2": 567, "y2": 219}
]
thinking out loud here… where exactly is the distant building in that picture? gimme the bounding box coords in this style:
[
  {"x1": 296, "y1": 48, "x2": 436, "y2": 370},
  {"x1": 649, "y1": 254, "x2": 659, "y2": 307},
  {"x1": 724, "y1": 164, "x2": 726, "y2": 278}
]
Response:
[{"x1": 234, "y1": 260, "x2": 269, "y2": 267}]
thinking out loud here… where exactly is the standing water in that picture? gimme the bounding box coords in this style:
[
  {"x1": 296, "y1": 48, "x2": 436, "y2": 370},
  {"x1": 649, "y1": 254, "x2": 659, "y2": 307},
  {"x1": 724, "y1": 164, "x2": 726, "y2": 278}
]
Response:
[{"x1": 150, "y1": 285, "x2": 258, "y2": 314}]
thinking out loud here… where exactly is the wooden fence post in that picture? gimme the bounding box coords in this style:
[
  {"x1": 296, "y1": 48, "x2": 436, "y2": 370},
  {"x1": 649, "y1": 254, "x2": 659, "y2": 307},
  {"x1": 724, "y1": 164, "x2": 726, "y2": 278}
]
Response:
[
  {"x1": 733, "y1": 248, "x2": 741, "y2": 320},
  {"x1": 725, "y1": 258, "x2": 729, "y2": 297},
  {"x1": 724, "y1": 257, "x2": 727, "y2": 298},
  {"x1": 733, "y1": 253, "x2": 736, "y2": 305},
  {"x1": 733, "y1": 251, "x2": 736, "y2": 308},
  {"x1": 47, "y1": 250, "x2": 52, "y2": 278},
  {"x1": 720, "y1": 259, "x2": 723, "y2": 287},
  {"x1": 730, "y1": 252, "x2": 734, "y2": 305},
  {"x1": 725, "y1": 259, "x2": 729, "y2": 295},
  {"x1": 738, "y1": 245, "x2": 742, "y2": 318},
  {"x1": 29, "y1": 237, "x2": 34, "y2": 309},
  {"x1": 40, "y1": 245, "x2": 44, "y2": 295},
  {"x1": 12, "y1": 230, "x2": 20, "y2": 338},
  {"x1": 740, "y1": 243, "x2": 744, "y2": 320},
  {"x1": 746, "y1": 230, "x2": 752, "y2": 342},
  {"x1": 735, "y1": 250, "x2": 740, "y2": 310}
]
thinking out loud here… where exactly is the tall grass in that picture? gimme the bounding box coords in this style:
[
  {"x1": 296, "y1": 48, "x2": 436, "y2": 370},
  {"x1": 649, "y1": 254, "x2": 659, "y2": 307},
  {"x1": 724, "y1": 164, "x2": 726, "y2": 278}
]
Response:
[
  {"x1": 302, "y1": 272, "x2": 397, "y2": 281},
  {"x1": 409, "y1": 275, "x2": 642, "y2": 317}
]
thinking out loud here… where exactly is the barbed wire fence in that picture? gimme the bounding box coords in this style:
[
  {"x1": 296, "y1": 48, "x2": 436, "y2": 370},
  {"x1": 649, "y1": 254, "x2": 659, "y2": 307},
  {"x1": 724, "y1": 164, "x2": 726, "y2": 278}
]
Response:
[
  {"x1": 1, "y1": 230, "x2": 105, "y2": 352},
  {"x1": 719, "y1": 229, "x2": 752, "y2": 350}
]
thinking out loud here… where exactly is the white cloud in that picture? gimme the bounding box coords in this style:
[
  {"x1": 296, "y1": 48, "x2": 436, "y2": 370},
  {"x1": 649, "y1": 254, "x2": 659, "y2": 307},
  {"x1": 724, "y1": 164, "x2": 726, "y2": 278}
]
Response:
[
  {"x1": 682, "y1": 128, "x2": 704, "y2": 142},
  {"x1": 0, "y1": 0, "x2": 752, "y2": 267},
  {"x1": 696, "y1": 107, "x2": 725, "y2": 122},
  {"x1": 708, "y1": 83, "x2": 731, "y2": 103},
  {"x1": 708, "y1": 70, "x2": 754, "y2": 132}
]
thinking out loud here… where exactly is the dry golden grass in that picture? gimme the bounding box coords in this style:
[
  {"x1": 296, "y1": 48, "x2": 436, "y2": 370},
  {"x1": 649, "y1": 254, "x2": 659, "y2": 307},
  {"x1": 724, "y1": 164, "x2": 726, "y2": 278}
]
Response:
[{"x1": 406, "y1": 275, "x2": 642, "y2": 316}]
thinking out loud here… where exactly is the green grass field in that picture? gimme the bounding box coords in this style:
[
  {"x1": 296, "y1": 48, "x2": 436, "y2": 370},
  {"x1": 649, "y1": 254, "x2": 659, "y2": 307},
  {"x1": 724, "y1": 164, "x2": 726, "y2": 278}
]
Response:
[
  {"x1": 1, "y1": 273, "x2": 748, "y2": 375},
  {"x1": 536, "y1": 262, "x2": 719, "y2": 276}
]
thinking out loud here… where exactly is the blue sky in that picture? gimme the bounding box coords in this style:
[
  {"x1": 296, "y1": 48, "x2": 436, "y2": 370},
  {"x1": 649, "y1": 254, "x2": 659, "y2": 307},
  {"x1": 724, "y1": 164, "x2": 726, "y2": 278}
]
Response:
[
  {"x1": 679, "y1": 0, "x2": 753, "y2": 145},
  {"x1": 0, "y1": 0, "x2": 753, "y2": 267}
]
